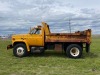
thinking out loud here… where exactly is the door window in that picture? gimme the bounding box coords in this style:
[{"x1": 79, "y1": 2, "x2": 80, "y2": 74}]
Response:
[{"x1": 31, "y1": 29, "x2": 41, "y2": 34}]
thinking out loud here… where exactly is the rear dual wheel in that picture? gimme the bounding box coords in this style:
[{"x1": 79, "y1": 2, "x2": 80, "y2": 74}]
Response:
[{"x1": 66, "y1": 44, "x2": 82, "y2": 58}]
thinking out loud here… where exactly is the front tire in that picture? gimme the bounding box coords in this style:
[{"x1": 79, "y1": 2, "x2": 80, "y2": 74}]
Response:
[
  {"x1": 66, "y1": 44, "x2": 82, "y2": 58},
  {"x1": 13, "y1": 44, "x2": 28, "y2": 57}
]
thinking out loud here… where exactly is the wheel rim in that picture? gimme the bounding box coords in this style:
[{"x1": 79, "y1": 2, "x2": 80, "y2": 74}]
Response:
[
  {"x1": 16, "y1": 47, "x2": 24, "y2": 56},
  {"x1": 70, "y1": 47, "x2": 79, "y2": 57}
]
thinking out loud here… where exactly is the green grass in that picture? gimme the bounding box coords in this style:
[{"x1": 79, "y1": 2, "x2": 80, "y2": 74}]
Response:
[{"x1": 0, "y1": 37, "x2": 100, "y2": 75}]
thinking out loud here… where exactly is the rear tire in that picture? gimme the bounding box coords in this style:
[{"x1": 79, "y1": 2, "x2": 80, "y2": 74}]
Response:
[
  {"x1": 66, "y1": 44, "x2": 82, "y2": 58},
  {"x1": 13, "y1": 44, "x2": 28, "y2": 57}
]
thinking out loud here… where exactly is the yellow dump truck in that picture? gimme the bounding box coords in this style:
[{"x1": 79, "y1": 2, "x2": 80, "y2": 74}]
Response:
[{"x1": 7, "y1": 22, "x2": 91, "y2": 58}]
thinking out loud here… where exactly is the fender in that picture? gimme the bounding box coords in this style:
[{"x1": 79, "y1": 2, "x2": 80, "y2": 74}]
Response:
[{"x1": 12, "y1": 40, "x2": 30, "y2": 52}]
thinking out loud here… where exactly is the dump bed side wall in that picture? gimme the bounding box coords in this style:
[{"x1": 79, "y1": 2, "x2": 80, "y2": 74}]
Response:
[{"x1": 45, "y1": 29, "x2": 91, "y2": 44}]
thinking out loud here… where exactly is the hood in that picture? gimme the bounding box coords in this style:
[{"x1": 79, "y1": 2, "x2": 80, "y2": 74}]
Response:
[{"x1": 12, "y1": 34, "x2": 29, "y2": 39}]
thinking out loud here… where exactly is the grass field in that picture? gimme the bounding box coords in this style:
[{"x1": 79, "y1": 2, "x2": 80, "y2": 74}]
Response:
[{"x1": 0, "y1": 37, "x2": 100, "y2": 75}]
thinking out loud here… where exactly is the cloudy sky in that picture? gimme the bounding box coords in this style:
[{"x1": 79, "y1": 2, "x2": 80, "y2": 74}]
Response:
[{"x1": 0, "y1": 0, "x2": 100, "y2": 35}]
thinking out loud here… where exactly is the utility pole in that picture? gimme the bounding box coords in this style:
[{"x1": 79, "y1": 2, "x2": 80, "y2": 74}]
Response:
[{"x1": 69, "y1": 19, "x2": 71, "y2": 33}]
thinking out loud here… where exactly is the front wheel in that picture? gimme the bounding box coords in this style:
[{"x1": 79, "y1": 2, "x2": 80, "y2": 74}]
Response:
[
  {"x1": 13, "y1": 44, "x2": 28, "y2": 57},
  {"x1": 66, "y1": 44, "x2": 82, "y2": 58}
]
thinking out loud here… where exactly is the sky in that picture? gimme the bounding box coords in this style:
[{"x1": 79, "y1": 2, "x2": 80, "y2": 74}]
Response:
[{"x1": 0, "y1": 0, "x2": 100, "y2": 35}]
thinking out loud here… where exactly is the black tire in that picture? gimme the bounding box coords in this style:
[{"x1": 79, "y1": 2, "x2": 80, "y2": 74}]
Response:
[
  {"x1": 13, "y1": 44, "x2": 28, "y2": 57},
  {"x1": 66, "y1": 44, "x2": 82, "y2": 58}
]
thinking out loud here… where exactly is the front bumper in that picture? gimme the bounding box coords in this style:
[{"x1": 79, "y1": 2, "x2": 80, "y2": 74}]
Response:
[{"x1": 7, "y1": 44, "x2": 13, "y2": 50}]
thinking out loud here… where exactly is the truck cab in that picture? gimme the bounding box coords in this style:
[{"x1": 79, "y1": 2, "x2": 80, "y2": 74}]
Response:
[{"x1": 28, "y1": 26, "x2": 44, "y2": 47}]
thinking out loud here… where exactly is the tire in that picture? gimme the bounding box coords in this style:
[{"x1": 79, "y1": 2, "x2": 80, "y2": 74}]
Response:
[
  {"x1": 66, "y1": 44, "x2": 82, "y2": 58},
  {"x1": 13, "y1": 44, "x2": 28, "y2": 57}
]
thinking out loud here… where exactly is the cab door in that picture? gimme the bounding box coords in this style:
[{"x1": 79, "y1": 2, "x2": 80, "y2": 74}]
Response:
[{"x1": 27, "y1": 28, "x2": 44, "y2": 46}]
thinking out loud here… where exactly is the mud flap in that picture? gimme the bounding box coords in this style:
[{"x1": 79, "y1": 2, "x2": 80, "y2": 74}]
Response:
[{"x1": 86, "y1": 43, "x2": 90, "y2": 53}]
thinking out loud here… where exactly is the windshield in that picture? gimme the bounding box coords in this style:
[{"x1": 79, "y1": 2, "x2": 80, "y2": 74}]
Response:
[{"x1": 30, "y1": 29, "x2": 41, "y2": 34}]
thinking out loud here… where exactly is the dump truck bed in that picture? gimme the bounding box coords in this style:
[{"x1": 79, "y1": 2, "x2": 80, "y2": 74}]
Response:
[{"x1": 45, "y1": 29, "x2": 91, "y2": 44}]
